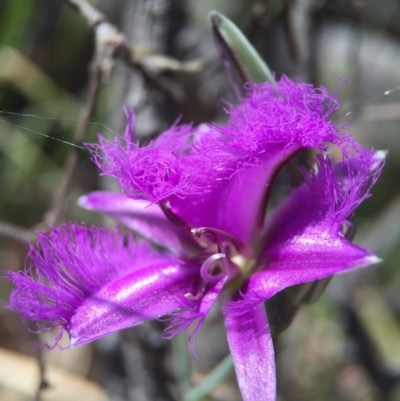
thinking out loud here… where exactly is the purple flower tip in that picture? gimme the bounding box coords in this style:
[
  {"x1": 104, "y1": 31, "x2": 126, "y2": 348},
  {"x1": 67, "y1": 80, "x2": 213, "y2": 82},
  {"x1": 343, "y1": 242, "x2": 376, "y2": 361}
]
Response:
[
  {"x1": 88, "y1": 77, "x2": 362, "y2": 206},
  {"x1": 6, "y1": 224, "x2": 195, "y2": 345}
]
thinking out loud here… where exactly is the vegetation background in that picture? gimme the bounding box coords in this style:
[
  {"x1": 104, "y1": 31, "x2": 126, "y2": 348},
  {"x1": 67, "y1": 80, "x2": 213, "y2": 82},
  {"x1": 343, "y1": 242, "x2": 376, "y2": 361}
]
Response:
[{"x1": 0, "y1": 0, "x2": 400, "y2": 400}]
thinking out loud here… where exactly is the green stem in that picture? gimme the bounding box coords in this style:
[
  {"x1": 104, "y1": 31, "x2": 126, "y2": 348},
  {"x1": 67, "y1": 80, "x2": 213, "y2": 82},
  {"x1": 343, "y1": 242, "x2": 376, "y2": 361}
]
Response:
[
  {"x1": 172, "y1": 333, "x2": 191, "y2": 393},
  {"x1": 183, "y1": 354, "x2": 233, "y2": 401}
]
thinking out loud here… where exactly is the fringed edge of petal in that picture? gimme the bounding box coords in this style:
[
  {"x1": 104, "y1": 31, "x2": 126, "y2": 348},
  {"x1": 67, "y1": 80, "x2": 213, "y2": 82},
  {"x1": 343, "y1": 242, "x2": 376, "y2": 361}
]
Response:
[{"x1": 5, "y1": 224, "x2": 184, "y2": 344}]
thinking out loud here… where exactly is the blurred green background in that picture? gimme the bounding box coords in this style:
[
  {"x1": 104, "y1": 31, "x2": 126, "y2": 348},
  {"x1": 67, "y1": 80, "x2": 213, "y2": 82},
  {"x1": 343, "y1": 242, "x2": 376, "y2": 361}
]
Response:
[{"x1": 0, "y1": 1, "x2": 400, "y2": 401}]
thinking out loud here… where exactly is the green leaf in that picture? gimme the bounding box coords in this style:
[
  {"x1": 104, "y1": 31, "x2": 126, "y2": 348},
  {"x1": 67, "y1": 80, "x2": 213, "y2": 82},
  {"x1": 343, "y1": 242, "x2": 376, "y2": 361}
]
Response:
[{"x1": 209, "y1": 10, "x2": 274, "y2": 94}]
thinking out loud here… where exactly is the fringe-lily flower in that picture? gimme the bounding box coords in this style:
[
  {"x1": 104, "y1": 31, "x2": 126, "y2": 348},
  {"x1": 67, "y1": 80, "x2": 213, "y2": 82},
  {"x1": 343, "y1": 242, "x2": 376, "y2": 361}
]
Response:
[{"x1": 7, "y1": 77, "x2": 384, "y2": 401}]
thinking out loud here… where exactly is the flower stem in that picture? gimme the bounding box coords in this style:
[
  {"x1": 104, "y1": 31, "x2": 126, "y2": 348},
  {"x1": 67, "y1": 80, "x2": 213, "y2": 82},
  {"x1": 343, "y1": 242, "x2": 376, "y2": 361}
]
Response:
[
  {"x1": 183, "y1": 354, "x2": 233, "y2": 401},
  {"x1": 172, "y1": 333, "x2": 191, "y2": 393}
]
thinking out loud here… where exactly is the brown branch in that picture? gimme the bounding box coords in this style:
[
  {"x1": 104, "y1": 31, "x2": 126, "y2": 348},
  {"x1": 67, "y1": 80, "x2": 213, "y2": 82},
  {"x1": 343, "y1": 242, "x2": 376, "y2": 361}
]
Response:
[
  {"x1": 63, "y1": 0, "x2": 202, "y2": 77},
  {"x1": 0, "y1": 220, "x2": 36, "y2": 243},
  {"x1": 31, "y1": 344, "x2": 49, "y2": 401},
  {"x1": 43, "y1": 66, "x2": 102, "y2": 226},
  {"x1": 63, "y1": 0, "x2": 105, "y2": 27},
  {"x1": 31, "y1": 6, "x2": 106, "y2": 399},
  {"x1": 284, "y1": 0, "x2": 318, "y2": 81}
]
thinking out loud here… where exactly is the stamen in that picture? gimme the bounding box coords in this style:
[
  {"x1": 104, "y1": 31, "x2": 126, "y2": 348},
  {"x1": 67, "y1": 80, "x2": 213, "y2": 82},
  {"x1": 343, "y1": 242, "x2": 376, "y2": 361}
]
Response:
[
  {"x1": 191, "y1": 227, "x2": 253, "y2": 258},
  {"x1": 200, "y1": 253, "x2": 226, "y2": 283},
  {"x1": 219, "y1": 243, "x2": 241, "y2": 279},
  {"x1": 192, "y1": 228, "x2": 243, "y2": 280},
  {"x1": 185, "y1": 283, "x2": 207, "y2": 301},
  {"x1": 160, "y1": 202, "x2": 190, "y2": 229}
]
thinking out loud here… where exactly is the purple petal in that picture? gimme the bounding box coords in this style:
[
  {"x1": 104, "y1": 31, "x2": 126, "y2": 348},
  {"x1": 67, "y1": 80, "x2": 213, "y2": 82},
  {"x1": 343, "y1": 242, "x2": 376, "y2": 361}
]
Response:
[
  {"x1": 6, "y1": 224, "x2": 199, "y2": 346},
  {"x1": 167, "y1": 77, "x2": 365, "y2": 243},
  {"x1": 88, "y1": 78, "x2": 365, "y2": 245},
  {"x1": 224, "y1": 303, "x2": 276, "y2": 401},
  {"x1": 220, "y1": 77, "x2": 360, "y2": 156},
  {"x1": 87, "y1": 117, "x2": 207, "y2": 203},
  {"x1": 232, "y1": 154, "x2": 382, "y2": 309},
  {"x1": 78, "y1": 191, "x2": 201, "y2": 256},
  {"x1": 262, "y1": 154, "x2": 383, "y2": 251},
  {"x1": 169, "y1": 151, "x2": 297, "y2": 246},
  {"x1": 69, "y1": 259, "x2": 198, "y2": 346},
  {"x1": 238, "y1": 241, "x2": 380, "y2": 310},
  {"x1": 164, "y1": 278, "x2": 226, "y2": 353}
]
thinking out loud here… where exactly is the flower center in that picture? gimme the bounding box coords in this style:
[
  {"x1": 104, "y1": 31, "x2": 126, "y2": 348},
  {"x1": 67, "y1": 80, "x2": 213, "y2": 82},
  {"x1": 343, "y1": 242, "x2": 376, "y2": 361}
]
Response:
[
  {"x1": 231, "y1": 254, "x2": 254, "y2": 278},
  {"x1": 184, "y1": 226, "x2": 258, "y2": 301}
]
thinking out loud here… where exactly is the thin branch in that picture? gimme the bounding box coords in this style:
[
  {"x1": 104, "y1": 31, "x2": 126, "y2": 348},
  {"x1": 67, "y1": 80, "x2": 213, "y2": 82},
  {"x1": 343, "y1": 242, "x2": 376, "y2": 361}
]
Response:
[
  {"x1": 284, "y1": 0, "x2": 317, "y2": 81},
  {"x1": 63, "y1": 0, "x2": 105, "y2": 27},
  {"x1": 39, "y1": 0, "x2": 202, "y2": 239},
  {"x1": 0, "y1": 220, "x2": 36, "y2": 243},
  {"x1": 43, "y1": 66, "x2": 102, "y2": 226},
  {"x1": 29, "y1": 7, "x2": 105, "y2": 400},
  {"x1": 32, "y1": 15, "x2": 104, "y2": 401},
  {"x1": 31, "y1": 344, "x2": 49, "y2": 401},
  {"x1": 63, "y1": 0, "x2": 202, "y2": 77}
]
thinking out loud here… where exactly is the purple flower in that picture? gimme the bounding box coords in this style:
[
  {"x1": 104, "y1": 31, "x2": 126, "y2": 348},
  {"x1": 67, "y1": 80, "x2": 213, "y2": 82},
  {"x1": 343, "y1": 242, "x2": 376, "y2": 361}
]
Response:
[{"x1": 7, "y1": 77, "x2": 384, "y2": 401}]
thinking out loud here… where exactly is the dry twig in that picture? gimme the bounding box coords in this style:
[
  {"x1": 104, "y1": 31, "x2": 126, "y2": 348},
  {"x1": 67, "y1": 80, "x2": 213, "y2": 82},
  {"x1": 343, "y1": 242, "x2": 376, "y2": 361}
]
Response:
[
  {"x1": 31, "y1": 343, "x2": 49, "y2": 401},
  {"x1": 43, "y1": 66, "x2": 102, "y2": 226},
  {"x1": 284, "y1": 0, "x2": 317, "y2": 81},
  {"x1": 42, "y1": 0, "x2": 203, "y2": 227},
  {"x1": 64, "y1": 0, "x2": 202, "y2": 78},
  {"x1": 0, "y1": 220, "x2": 36, "y2": 243}
]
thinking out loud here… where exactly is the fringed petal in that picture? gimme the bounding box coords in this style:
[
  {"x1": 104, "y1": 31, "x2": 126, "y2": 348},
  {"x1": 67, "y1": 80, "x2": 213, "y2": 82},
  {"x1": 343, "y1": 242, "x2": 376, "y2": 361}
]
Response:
[
  {"x1": 218, "y1": 76, "x2": 362, "y2": 158},
  {"x1": 224, "y1": 303, "x2": 276, "y2": 401},
  {"x1": 87, "y1": 114, "x2": 212, "y2": 204},
  {"x1": 88, "y1": 79, "x2": 364, "y2": 246},
  {"x1": 6, "y1": 224, "x2": 199, "y2": 346},
  {"x1": 164, "y1": 279, "x2": 225, "y2": 354}
]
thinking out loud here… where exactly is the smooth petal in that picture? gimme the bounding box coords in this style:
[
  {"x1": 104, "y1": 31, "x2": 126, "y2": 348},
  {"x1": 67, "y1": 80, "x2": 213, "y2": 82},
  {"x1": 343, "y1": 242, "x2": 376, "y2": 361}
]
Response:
[
  {"x1": 78, "y1": 191, "x2": 201, "y2": 256},
  {"x1": 69, "y1": 261, "x2": 198, "y2": 346},
  {"x1": 224, "y1": 303, "x2": 276, "y2": 401},
  {"x1": 170, "y1": 149, "x2": 298, "y2": 246},
  {"x1": 237, "y1": 154, "x2": 382, "y2": 307},
  {"x1": 242, "y1": 240, "x2": 380, "y2": 307}
]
